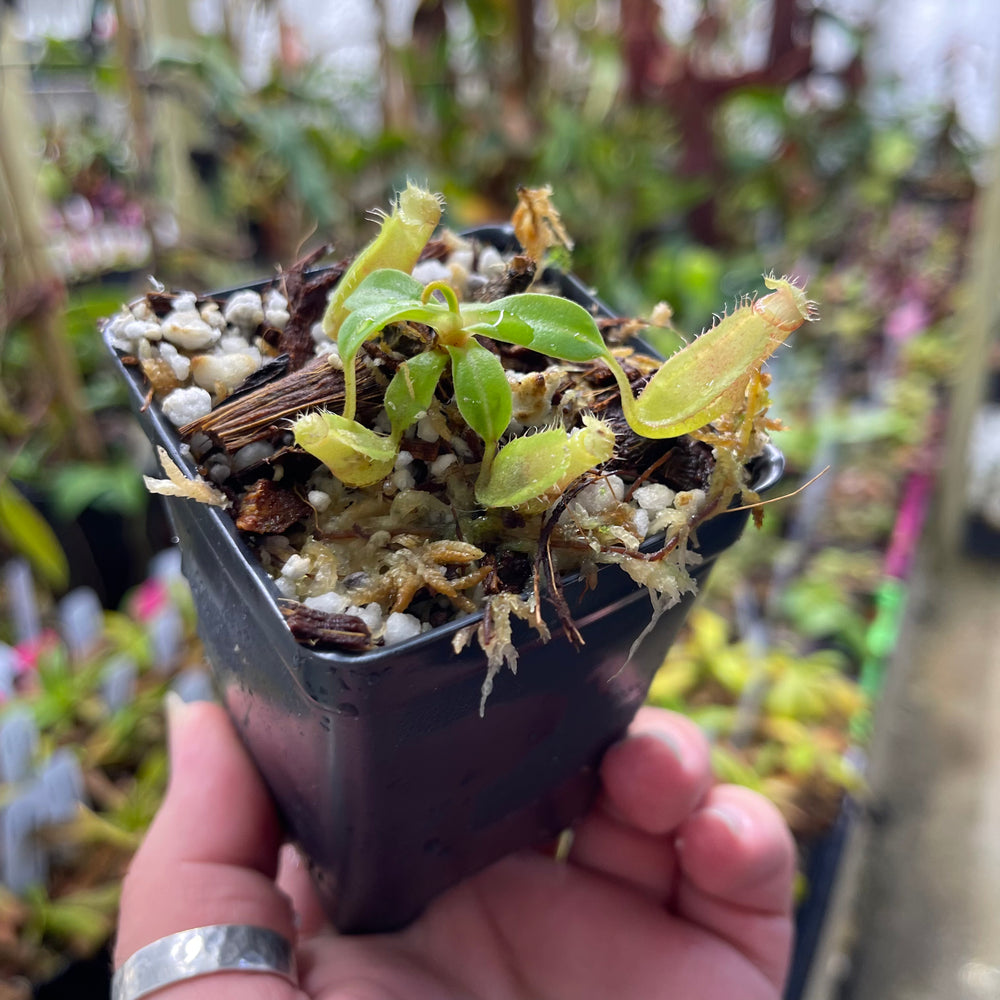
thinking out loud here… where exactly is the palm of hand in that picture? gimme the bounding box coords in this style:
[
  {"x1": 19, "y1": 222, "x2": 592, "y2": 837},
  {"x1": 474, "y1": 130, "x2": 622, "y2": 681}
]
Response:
[
  {"x1": 296, "y1": 712, "x2": 794, "y2": 1000},
  {"x1": 117, "y1": 704, "x2": 794, "y2": 1000}
]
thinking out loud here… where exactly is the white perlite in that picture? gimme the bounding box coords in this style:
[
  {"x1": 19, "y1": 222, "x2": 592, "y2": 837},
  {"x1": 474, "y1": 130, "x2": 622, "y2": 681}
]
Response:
[
  {"x1": 633, "y1": 484, "x2": 676, "y2": 510},
  {"x1": 348, "y1": 603, "x2": 384, "y2": 634},
  {"x1": 160, "y1": 310, "x2": 220, "y2": 351},
  {"x1": 382, "y1": 612, "x2": 423, "y2": 646},
  {"x1": 158, "y1": 342, "x2": 191, "y2": 381},
  {"x1": 307, "y1": 490, "x2": 332, "y2": 512},
  {"x1": 281, "y1": 554, "x2": 311, "y2": 580},
  {"x1": 574, "y1": 476, "x2": 626, "y2": 515},
  {"x1": 429, "y1": 453, "x2": 457, "y2": 477},
  {"x1": 264, "y1": 289, "x2": 290, "y2": 330},
  {"x1": 190, "y1": 352, "x2": 262, "y2": 398},
  {"x1": 223, "y1": 290, "x2": 265, "y2": 330},
  {"x1": 160, "y1": 386, "x2": 212, "y2": 426},
  {"x1": 304, "y1": 591, "x2": 349, "y2": 615}
]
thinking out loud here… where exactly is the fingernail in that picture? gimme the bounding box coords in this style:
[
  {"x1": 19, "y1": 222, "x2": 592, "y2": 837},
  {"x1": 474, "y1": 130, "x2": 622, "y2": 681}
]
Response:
[
  {"x1": 164, "y1": 691, "x2": 195, "y2": 775},
  {"x1": 645, "y1": 729, "x2": 684, "y2": 763},
  {"x1": 164, "y1": 689, "x2": 192, "y2": 732},
  {"x1": 706, "y1": 804, "x2": 746, "y2": 838},
  {"x1": 163, "y1": 691, "x2": 202, "y2": 765}
]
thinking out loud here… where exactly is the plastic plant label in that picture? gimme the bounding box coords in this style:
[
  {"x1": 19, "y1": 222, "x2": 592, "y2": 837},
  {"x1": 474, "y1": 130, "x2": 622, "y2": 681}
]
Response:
[
  {"x1": 1, "y1": 783, "x2": 50, "y2": 893},
  {"x1": 0, "y1": 643, "x2": 16, "y2": 702},
  {"x1": 59, "y1": 587, "x2": 104, "y2": 659},
  {"x1": 150, "y1": 605, "x2": 184, "y2": 674},
  {"x1": 4, "y1": 560, "x2": 39, "y2": 644},
  {"x1": 170, "y1": 667, "x2": 215, "y2": 704},
  {"x1": 102, "y1": 654, "x2": 138, "y2": 712},
  {"x1": 150, "y1": 546, "x2": 183, "y2": 582},
  {"x1": 37, "y1": 748, "x2": 85, "y2": 824},
  {"x1": 0, "y1": 707, "x2": 38, "y2": 784}
]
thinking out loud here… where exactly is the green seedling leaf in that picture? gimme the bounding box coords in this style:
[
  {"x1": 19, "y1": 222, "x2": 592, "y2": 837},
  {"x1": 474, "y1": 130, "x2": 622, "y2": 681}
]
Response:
[
  {"x1": 614, "y1": 276, "x2": 815, "y2": 439},
  {"x1": 0, "y1": 480, "x2": 69, "y2": 590},
  {"x1": 447, "y1": 341, "x2": 512, "y2": 452},
  {"x1": 337, "y1": 301, "x2": 431, "y2": 369},
  {"x1": 337, "y1": 301, "x2": 437, "y2": 420},
  {"x1": 322, "y1": 182, "x2": 443, "y2": 339},
  {"x1": 565, "y1": 415, "x2": 617, "y2": 478},
  {"x1": 293, "y1": 410, "x2": 397, "y2": 487},
  {"x1": 343, "y1": 268, "x2": 425, "y2": 313},
  {"x1": 494, "y1": 294, "x2": 609, "y2": 361},
  {"x1": 384, "y1": 350, "x2": 448, "y2": 438},
  {"x1": 460, "y1": 305, "x2": 535, "y2": 346}
]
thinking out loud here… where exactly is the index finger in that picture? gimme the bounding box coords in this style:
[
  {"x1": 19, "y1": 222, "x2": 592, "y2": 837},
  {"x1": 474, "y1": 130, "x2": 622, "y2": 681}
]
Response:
[{"x1": 114, "y1": 698, "x2": 296, "y2": 971}]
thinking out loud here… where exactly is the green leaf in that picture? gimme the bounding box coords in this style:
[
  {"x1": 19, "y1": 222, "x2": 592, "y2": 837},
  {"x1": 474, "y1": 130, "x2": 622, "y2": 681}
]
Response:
[
  {"x1": 460, "y1": 306, "x2": 535, "y2": 346},
  {"x1": 336, "y1": 301, "x2": 430, "y2": 367},
  {"x1": 343, "y1": 268, "x2": 425, "y2": 314},
  {"x1": 447, "y1": 341, "x2": 512, "y2": 446},
  {"x1": 0, "y1": 481, "x2": 69, "y2": 590},
  {"x1": 384, "y1": 350, "x2": 448, "y2": 437},
  {"x1": 492, "y1": 294, "x2": 609, "y2": 360}
]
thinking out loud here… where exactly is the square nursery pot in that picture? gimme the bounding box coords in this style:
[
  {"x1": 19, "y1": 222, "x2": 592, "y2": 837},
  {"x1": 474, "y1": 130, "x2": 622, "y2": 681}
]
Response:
[{"x1": 106, "y1": 226, "x2": 784, "y2": 933}]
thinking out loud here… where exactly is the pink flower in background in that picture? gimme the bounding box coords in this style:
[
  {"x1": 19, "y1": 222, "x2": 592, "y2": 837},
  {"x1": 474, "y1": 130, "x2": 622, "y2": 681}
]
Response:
[
  {"x1": 131, "y1": 578, "x2": 169, "y2": 623},
  {"x1": 885, "y1": 296, "x2": 930, "y2": 342},
  {"x1": 14, "y1": 630, "x2": 60, "y2": 675}
]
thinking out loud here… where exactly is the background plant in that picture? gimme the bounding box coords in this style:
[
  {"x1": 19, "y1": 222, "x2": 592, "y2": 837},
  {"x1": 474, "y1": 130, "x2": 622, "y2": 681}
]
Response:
[{"x1": 0, "y1": 554, "x2": 210, "y2": 988}]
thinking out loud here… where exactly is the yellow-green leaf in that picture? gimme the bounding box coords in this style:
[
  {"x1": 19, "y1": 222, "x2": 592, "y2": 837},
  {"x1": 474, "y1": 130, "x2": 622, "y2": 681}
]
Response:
[{"x1": 0, "y1": 480, "x2": 69, "y2": 590}]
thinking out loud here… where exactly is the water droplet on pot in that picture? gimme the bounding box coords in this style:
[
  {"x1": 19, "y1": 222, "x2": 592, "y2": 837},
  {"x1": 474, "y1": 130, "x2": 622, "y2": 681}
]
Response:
[{"x1": 335, "y1": 702, "x2": 359, "y2": 718}]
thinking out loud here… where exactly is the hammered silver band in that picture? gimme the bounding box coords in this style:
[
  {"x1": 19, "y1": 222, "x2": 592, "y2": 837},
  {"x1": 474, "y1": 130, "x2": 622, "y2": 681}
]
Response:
[{"x1": 111, "y1": 924, "x2": 297, "y2": 1000}]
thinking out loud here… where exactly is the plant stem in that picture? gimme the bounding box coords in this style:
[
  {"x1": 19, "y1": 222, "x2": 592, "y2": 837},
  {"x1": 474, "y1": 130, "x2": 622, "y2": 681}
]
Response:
[{"x1": 422, "y1": 280, "x2": 461, "y2": 315}]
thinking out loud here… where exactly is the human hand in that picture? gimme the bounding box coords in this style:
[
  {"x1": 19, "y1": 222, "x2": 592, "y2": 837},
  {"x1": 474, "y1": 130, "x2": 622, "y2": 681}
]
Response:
[{"x1": 115, "y1": 698, "x2": 795, "y2": 1000}]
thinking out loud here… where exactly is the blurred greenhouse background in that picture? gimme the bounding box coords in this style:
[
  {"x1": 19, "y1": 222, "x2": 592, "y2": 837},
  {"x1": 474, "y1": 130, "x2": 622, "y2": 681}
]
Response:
[{"x1": 2, "y1": 1, "x2": 999, "y2": 998}]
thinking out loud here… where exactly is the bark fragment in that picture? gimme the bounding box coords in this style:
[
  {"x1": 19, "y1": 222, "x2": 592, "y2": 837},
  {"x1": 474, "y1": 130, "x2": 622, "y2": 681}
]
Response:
[
  {"x1": 279, "y1": 601, "x2": 374, "y2": 651},
  {"x1": 236, "y1": 479, "x2": 311, "y2": 534},
  {"x1": 180, "y1": 356, "x2": 383, "y2": 453}
]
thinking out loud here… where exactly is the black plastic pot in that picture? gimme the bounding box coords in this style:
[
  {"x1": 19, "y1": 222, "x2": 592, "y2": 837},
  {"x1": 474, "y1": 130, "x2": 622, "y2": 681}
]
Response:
[{"x1": 106, "y1": 230, "x2": 783, "y2": 933}]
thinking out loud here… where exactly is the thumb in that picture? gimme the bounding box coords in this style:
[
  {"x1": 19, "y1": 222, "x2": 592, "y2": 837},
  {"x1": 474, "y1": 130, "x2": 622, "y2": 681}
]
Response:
[{"x1": 114, "y1": 696, "x2": 300, "y2": 996}]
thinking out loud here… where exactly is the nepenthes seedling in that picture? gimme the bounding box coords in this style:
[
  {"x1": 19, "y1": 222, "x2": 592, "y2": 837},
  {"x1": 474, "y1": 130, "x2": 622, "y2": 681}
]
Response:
[
  {"x1": 293, "y1": 186, "x2": 814, "y2": 509},
  {"x1": 137, "y1": 181, "x2": 816, "y2": 693}
]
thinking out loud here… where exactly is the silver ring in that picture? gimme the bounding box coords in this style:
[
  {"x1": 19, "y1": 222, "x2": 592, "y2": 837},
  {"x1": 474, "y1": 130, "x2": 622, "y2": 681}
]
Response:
[{"x1": 111, "y1": 924, "x2": 297, "y2": 1000}]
